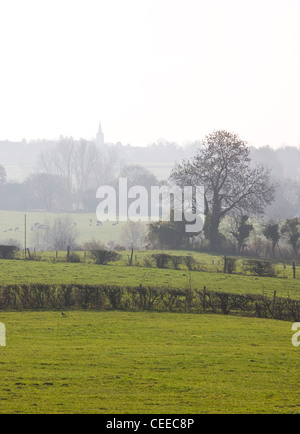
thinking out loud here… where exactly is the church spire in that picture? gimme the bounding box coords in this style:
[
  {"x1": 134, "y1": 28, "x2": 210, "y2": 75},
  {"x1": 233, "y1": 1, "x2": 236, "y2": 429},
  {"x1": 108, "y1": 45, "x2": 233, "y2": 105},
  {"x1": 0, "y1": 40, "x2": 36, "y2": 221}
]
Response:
[{"x1": 96, "y1": 122, "x2": 104, "y2": 147}]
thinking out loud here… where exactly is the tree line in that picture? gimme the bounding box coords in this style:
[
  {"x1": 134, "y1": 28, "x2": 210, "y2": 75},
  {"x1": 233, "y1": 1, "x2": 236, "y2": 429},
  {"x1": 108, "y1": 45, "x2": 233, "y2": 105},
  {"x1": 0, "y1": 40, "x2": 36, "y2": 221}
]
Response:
[
  {"x1": 145, "y1": 130, "x2": 300, "y2": 258},
  {"x1": 0, "y1": 138, "x2": 160, "y2": 212},
  {"x1": 1, "y1": 130, "x2": 300, "y2": 256}
]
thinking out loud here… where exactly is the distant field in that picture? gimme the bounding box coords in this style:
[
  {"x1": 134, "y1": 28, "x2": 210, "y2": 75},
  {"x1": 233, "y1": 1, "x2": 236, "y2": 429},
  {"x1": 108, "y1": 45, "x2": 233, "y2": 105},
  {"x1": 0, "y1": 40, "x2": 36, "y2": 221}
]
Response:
[
  {"x1": 0, "y1": 311, "x2": 299, "y2": 414},
  {"x1": 0, "y1": 210, "x2": 128, "y2": 248}
]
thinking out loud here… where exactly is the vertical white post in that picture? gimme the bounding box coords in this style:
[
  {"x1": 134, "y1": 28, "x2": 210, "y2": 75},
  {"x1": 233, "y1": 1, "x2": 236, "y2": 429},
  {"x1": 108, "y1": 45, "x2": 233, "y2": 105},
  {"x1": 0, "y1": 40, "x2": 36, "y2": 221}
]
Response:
[{"x1": 0, "y1": 323, "x2": 6, "y2": 347}]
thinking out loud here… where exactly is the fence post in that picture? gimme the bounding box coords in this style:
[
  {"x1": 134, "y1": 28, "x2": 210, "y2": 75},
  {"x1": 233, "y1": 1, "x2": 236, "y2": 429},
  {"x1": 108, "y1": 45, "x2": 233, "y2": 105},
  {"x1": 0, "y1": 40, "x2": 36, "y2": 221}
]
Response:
[
  {"x1": 223, "y1": 256, "x2": 227, "y2": 274},
  {"x1": 203, "y1": 286, "x2": 206, "y2": 312},
  {"x1": 129, "y1": 248, "x2": 134, "y2": 266},
  {"x1": 293, "y1": 262, "x2": 296, "y2": 279}
]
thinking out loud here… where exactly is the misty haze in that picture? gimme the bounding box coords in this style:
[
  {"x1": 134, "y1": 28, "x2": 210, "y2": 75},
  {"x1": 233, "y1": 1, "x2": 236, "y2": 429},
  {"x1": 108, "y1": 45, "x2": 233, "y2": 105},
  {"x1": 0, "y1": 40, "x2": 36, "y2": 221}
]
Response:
[{"x1": 1, "y1": 0, "x2": 300, "y2": 417}]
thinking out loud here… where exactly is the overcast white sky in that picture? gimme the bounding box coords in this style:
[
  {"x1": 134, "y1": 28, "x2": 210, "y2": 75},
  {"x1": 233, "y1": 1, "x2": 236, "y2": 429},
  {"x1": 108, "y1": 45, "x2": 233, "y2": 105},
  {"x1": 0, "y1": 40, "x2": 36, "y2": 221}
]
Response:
[{"x1": 0, "y1": 0, "x2": 299, "y2": 148}]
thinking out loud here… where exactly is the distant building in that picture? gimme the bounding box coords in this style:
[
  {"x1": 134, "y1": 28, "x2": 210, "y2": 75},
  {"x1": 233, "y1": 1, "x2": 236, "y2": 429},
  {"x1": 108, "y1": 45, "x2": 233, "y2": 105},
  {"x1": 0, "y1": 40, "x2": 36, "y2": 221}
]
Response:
[{"x1": 96, "y1": 122, "x2": 104, "y2": 147}]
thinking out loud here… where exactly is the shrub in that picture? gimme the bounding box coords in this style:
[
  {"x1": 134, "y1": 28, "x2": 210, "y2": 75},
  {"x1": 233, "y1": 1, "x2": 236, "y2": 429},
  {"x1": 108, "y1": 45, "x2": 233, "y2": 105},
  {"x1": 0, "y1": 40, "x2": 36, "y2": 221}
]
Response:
[
  {"x1": 183, "y1": 255, "x2": 196, "y2": 271},
  {"x1": 151, "y1": 254, "x2": 172, "y2": 269},
  {"x1": 143, "y1": 257, "x2": 155, "y2": 268},
  {"x1": 67, "y1": 253, "x2": 81, "y2": 263},
  {"x1": 0, "y1": 245, "x2": 19, "y2": 259},
  {"x1": 243, "y1": 259, "x2": 277, "y2": 277},
  {"x1": 90, "y1": 250, "x2": 122, "y2": 265},
  {"x1": 83, "y1": 240, "x2": 106, "y2": 251},
  {"x1": 169, "y1": 255, "x2": 184, "y2": 270},
  {"x1": 223, "y1": 257, "x2": 237, "y2": 274}
]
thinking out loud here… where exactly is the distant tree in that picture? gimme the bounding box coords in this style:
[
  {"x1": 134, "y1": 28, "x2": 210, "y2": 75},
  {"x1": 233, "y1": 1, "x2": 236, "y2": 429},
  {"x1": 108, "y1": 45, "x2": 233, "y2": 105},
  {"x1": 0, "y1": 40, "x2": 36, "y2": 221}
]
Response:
[
  {"x1": 264, "y1": 178, "x2": 298, "y2": 220},
  {"x1": 263, "y1": 221, "x2": 281, "y2": 258},
  {"x1": 0, "y1": 183, "x2": 31, "y2": 211},
  {"x1": 146, "y1": 210, "x2": 194, "y2": 250},
  {"x1": 47, "y1": 216, "x2": 78, "y2": 251},
  {"x1": 118, "y1": 164, "x2": 161, "y2": 217},
  {"x1": 119, "y1": 221, "x2": 147, "y2": 250},
  {"x1": 92, "y1": 146, "x2": 121, "y2": 187},
  {"x1": 39, "y1": 137, "x2": 75, "y2": 194},
  {"x1": 120, "y1": 164, "x2": 159, "y2": 189},
  {"x1": 25, "y1": 173, "x2": 68, "y2": 211},
  {"x1": 281, "y1": 218, "x2": 300, "y2": 258},
  {"x1": 230, "y1": 215, "x2": 254, "y2": 254},
  {"x1": 73, "y1": 140, "x2": 100, "y2": 201},
  {"x1": 250, "y1": 145, "x2": 284, "y2": 178},
  {"x1": 0, "y1": 164, "x2": 6, "y2": 184},
  {"x1": 171, "y1": 130, "x2": 275, "y2": 250},
  {"x1": 38, "y1": 138, "x2": 120, "y2": 211}
]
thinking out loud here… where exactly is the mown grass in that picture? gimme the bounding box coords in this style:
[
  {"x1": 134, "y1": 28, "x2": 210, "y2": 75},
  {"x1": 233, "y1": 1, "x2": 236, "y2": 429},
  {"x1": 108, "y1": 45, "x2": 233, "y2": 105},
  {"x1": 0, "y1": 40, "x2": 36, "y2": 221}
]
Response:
[{"x1": 0, "y1": 311, "x2": 299, "y2": 414}]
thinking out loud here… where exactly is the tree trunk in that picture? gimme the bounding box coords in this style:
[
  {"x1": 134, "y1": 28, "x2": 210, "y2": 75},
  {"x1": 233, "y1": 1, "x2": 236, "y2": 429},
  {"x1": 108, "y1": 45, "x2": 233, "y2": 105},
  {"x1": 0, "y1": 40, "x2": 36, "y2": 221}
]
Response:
[{"x1": 209, "y1": 216, "x2": 220, "y2": 251}]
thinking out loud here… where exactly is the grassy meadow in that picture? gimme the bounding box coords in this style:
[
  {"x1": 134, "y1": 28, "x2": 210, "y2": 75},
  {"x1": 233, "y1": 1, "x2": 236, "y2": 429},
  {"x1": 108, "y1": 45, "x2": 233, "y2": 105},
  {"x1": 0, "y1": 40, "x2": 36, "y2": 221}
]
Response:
[
  {"x1": 0, "y1": 311, "x2": 299, "y2": 414},
  {"x1": 0, "y1": 210, "x2": 125, "y2": 247},
  {"x1": 1, "y1": 210, "x2": 300, "y2": 414},
  {"x1": 0, "y1": 251, "x2": 299, "y2": 300}
]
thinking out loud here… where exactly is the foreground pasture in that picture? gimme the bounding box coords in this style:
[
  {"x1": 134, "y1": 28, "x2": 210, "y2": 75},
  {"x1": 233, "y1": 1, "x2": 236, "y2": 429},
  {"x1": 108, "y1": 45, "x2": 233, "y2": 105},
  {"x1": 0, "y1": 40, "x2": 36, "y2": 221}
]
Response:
[{"x1": 0, "y1": 311, "x2": 299, "y2": 414}]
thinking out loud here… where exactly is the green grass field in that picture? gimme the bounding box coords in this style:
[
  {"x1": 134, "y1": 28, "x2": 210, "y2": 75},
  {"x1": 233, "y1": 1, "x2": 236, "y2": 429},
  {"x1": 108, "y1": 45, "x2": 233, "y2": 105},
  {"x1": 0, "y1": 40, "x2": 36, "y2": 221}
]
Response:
[
  {"x1": 0, "y1": 254, "x2": 299, "y2": 300},
  {"x1": 0, "y1": 210, "x2": 125, "y2": 247},
  {"x1": 0, "y1": 311, "x2": 299, "y2": 414},
  {"x1": 1, "y1": 211, "x2": 300, "y2": 414}
]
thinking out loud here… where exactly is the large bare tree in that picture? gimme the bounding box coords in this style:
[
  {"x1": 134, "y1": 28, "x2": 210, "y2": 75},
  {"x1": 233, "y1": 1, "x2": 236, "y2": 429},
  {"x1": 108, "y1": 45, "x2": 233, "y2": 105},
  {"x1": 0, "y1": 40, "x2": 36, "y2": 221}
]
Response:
[
  {"x1": 170, "y1": 130, "x2": 275, "y2": 250},
  {"x1": 25, "y1": 173, "x2": 67, "y2": 211},
  {"x1": 39, "y1": 137, "x2": 75, "y2": 194}
]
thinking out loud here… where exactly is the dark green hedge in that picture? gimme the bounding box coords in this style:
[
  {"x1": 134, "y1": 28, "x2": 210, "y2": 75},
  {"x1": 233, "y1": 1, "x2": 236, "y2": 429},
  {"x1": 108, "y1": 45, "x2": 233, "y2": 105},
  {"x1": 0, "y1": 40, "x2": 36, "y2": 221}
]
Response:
[{"x1": 0, "y1": 283, "x2": 299, "y2": 322}]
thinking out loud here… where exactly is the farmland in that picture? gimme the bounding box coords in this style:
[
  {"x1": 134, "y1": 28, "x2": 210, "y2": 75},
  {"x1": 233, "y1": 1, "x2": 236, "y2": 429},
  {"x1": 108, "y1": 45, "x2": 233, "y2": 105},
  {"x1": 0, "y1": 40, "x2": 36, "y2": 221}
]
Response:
[
  {"x1": 0, "y1": 251, "x2": 300, "y2": 300},
  {"x1": 0, "y1": 211, "x2": 125, "y2": 247},
  {"x1": 0, "y1": 311, "x2": 299, "y2": 414},
  {"x1": 1, "y1": 211, "x2": 300, "y2": 413}
]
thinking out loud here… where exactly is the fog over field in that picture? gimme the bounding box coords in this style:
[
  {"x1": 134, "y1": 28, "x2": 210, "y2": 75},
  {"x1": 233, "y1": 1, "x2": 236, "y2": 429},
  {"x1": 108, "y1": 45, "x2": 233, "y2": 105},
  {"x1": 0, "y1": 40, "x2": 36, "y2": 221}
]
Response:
[{"x1": 1, "y1": 1, "x2": 300, "y2": 416}]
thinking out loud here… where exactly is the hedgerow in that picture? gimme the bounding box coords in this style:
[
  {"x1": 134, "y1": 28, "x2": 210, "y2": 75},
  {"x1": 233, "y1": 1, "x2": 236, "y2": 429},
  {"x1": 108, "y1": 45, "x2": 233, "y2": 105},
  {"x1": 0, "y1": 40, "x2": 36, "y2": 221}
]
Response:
[{"x1": 0, "y1": 283, "x2": 299, "y2": 322}]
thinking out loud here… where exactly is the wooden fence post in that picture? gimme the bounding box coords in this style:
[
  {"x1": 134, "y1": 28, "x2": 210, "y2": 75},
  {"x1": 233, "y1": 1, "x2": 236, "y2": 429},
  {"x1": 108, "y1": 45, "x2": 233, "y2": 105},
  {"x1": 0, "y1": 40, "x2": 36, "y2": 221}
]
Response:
[
  {"x1": 203, "y1": 286, "x2": 206, "y2": 312},
  {"x1": 129, "y1": 248, "x2": 134, "y2": 266}
]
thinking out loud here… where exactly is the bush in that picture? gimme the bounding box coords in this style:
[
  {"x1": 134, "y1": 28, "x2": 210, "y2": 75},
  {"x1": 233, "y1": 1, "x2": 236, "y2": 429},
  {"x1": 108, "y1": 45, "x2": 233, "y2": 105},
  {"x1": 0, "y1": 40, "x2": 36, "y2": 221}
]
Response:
[
  {"x1": 143, "y1": 257, "x2": 155, "y2": 268},
  {"x1": 90, "y1": 250, "x2": 122, "y2": 265},
  {"x1": 169, "y1": 255, "x2": 184, "y2": 270},
  {"x1": 151, "y1": 254, "x2": 172, "y2": 269},
  {"x1": 223, "y1": 257, "x2": 237, "y2": 274},
  {"x1": 183, "y1": 255, "x2": 196, "y2": 271},
  {"x1": 83, "y1": 240, "x2": 106, "y2": 251},
  {"x1": 67, "y1": 253, "x2": 81, "y2": 263},
  {"x1": 0, "y1": 245, "x2": 19, "y2": 259},
  {"x1": 243, "y1": 259, "x2": 277, "y2": 277}
]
